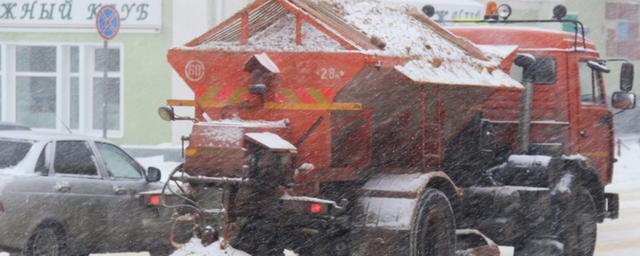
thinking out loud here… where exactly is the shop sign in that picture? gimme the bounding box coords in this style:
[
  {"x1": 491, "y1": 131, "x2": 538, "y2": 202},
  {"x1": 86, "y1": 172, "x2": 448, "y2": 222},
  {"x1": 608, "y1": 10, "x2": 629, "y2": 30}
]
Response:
[{"x1": 0, "y1": 0, "x2": 161, "y2": 33}]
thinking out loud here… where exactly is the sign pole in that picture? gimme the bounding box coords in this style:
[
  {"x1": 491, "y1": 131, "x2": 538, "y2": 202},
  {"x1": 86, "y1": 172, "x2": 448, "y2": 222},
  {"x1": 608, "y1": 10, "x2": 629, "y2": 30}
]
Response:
[
  {"x1": 103, "y1": 40, "x2": 108, "y2": 138},
  {"x1": 95, "y1": 5, "x2": 120, "y2": 139}
]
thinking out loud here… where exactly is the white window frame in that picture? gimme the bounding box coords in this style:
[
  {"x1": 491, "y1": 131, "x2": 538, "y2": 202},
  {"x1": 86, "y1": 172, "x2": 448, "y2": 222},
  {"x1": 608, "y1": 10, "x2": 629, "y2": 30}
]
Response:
[
  {"x1": 0, "y1": 42, "x2": 124, "y2": 138},
  {"x1": 0, "y1": 44, "x2": 6, "y2": 121}
]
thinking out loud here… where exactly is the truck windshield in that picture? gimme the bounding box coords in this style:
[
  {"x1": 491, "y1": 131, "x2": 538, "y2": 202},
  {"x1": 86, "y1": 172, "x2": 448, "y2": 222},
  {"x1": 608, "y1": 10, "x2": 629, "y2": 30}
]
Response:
[{"x1": 0, "y1": 140, "x2": 33, "y2": 171}]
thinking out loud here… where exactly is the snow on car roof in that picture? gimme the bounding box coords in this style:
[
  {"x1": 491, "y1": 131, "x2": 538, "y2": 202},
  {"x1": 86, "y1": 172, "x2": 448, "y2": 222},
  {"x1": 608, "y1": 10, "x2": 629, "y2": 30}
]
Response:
[{"x1": 180, "y1": 0, "x2": 522, "y2": 88}]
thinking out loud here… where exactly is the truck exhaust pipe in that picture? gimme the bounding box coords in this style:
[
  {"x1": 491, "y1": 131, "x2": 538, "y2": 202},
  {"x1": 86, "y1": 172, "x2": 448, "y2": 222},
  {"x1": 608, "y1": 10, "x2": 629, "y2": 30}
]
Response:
[{"x1": 514, "y1": 54, "x2": 536, "y2": 154}]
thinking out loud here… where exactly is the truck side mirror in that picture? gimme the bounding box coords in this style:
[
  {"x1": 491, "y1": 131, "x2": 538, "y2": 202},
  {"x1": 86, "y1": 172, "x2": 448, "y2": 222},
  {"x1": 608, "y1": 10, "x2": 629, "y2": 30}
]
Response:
[
  {"x1": 621, "y1": 62, "x2": 634, "y2": 92},
  {"x1": 612, "y1": 91, "x2": 636, "y2": 109}
]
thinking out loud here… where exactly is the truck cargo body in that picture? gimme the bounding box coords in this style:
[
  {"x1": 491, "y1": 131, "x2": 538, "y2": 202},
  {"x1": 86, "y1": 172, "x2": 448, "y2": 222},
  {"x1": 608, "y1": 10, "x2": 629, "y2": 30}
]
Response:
[{"x1": 160, "y1": 1, "x2": 631, "y2": 255}]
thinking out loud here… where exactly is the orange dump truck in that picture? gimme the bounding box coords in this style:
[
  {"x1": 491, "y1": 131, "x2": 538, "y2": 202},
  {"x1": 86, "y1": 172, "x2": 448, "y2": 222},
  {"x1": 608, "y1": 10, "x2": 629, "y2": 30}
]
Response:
[{"x1": 158, "y1": 1, "x2": 636, "y2": 255}]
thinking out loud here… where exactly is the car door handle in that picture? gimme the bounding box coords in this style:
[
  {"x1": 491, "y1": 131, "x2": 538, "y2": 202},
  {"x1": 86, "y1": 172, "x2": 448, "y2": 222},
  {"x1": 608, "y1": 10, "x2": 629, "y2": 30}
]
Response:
[
  {"x1": 54, "y1": 182, "x2": 71, "y2": 193},
  {"x1": 113, "y1": 185, "x2": 128, "y2": 195}
]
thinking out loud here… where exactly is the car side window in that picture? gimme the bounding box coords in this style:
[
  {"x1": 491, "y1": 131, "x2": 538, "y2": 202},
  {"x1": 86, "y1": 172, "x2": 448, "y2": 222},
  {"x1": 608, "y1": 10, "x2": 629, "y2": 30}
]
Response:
[
  {"x1": 95, "y1": 142, "x2": 143, "y2": 180},
  {"x1": 0, "y1": 140, "x2": 32, "y2": 169},
  {"x1": 54, "y1": 141, "x2": 99, "y2": 176},
  {"x1": 35, "y1": 142, "x2": 52, "y2": 175}
]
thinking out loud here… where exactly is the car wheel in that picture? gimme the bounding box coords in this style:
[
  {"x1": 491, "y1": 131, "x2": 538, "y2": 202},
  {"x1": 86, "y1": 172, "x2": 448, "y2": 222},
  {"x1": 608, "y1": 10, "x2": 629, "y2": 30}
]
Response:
[{"x1": 24, "y1": 226, "x2": 64, "y2": 256}]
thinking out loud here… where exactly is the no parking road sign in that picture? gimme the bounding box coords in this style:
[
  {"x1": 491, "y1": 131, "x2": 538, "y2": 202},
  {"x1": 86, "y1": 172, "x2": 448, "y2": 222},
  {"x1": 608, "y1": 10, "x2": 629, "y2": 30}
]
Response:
[{"x1": 96, "y1": 5, "x2": 120, "y2": 40}]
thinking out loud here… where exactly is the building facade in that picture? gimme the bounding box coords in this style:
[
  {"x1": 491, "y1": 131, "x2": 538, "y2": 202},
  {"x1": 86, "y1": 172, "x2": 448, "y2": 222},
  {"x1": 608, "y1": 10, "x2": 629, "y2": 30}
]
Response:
[
  {"x1": 0, "y1": 0, "x2": 255, "y2": 145},
  {"x1": 0, "y1": 0, "x2": 175, "y2": 145}
]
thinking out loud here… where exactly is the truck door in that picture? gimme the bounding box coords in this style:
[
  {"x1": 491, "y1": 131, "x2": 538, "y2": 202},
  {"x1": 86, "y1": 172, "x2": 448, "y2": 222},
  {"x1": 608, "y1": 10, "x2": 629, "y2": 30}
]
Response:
[{"x1": 576, "y1": 60, "x2": 614, "y2": 184}]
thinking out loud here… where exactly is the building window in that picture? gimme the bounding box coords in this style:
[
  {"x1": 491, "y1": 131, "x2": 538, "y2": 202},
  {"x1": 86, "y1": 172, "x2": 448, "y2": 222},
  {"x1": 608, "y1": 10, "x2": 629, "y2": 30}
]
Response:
[
  {"x1": 93, "y1": 48, "x2": 121, "y2": 131},
  {"x1": 0, "y1": 43, "x2": 123, "y2": 137},
  {"x1": 16, "y1": 46, "x2": 57, "y2": 129}
]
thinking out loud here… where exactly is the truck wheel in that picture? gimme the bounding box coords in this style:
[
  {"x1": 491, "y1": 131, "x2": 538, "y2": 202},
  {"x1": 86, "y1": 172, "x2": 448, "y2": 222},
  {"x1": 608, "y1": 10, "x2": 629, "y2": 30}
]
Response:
[
  {"x1": 23, "y1": 226, "x2": 64, "y2": 256},
  {"x1": 410, "y1": 189, "x2": 456, "y2": 256},
  {"x1": 557, "y1": 186, "x2": 597, "y2": 256}
]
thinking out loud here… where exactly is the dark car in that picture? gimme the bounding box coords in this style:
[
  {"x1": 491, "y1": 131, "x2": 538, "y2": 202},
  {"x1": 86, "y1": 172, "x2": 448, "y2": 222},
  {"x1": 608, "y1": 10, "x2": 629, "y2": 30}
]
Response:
[{"x1": 0, "y1": 131, "x2": 174, "y2": 256}]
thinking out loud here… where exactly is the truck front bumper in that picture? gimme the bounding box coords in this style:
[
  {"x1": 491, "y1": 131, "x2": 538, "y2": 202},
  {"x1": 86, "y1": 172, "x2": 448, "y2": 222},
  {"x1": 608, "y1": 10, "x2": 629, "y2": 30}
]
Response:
[{"x1": 605, "y1": 192, "x2": 619, "y2": 219}]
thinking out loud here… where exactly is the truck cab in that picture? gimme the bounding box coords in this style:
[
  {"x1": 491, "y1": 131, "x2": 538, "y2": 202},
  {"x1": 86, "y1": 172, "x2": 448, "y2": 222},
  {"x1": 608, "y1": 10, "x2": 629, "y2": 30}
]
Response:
[{"x1": 448, "y1": 25, "x2": 633, "y2": 186}]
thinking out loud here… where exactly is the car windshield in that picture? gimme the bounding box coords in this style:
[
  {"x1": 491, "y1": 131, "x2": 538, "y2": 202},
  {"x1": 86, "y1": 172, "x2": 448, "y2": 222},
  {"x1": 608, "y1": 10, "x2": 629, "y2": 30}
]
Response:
[{"x1": 0, "y1": 139, "x2": 33, "y2": 171}]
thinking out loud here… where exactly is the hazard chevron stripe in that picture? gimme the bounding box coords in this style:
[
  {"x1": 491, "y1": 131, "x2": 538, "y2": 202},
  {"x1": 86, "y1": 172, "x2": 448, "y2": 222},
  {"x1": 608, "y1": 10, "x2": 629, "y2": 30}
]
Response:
[
  {"x1": 167, "y1": 100, "x2": 362, "y2": 111},
  {"x1": 264, "y1": 102, "x2": 362, "y2": 111},
  {"x1": 199, "y1": 86, "x2": 336, "y2": 104},
  {"x1": 172, "y1": 86, "x2": 360, "y2": 111}
]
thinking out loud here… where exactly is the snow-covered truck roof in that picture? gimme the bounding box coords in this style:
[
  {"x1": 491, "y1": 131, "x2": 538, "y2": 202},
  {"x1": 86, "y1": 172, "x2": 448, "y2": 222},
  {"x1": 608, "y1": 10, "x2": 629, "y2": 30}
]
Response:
[{"x1": 174, "y1": 0, "x2": 522, "y2": 88}]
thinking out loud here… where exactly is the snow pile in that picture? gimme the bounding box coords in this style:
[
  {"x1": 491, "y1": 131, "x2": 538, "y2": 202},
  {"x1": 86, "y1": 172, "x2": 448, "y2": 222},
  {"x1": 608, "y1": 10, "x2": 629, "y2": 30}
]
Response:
[
  {"x1": 170, "y1": 239, "x2": 251, "y2": 256},
  {"x1": 185, "y1": 0, "x2": 521, "y2": 88},
  {"x1": 198, "y1": 125, "x2": 244, "y2": 148},
  {"x1": 249, "y1": 13, "x2": 346, "y2": 51},
  {"x1": 334, "y1": 0, "x2": 520, "y2": 87}
]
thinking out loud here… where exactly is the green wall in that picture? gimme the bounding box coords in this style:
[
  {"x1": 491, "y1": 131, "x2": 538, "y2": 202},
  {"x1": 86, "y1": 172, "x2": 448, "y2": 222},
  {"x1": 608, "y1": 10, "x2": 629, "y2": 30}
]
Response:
[{"x1": 0, "y1": 0, "x2": 174, "y2": 145}]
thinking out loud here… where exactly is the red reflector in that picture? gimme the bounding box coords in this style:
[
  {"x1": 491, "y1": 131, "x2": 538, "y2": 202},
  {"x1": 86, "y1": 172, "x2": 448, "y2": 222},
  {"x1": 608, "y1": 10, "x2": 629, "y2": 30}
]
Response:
[
  {"x1": 149, "y1": 195, "x2": 160, "y2": 206},
  {"x1": 310, "y1": 203, "x2": 322, "y2": 214}
]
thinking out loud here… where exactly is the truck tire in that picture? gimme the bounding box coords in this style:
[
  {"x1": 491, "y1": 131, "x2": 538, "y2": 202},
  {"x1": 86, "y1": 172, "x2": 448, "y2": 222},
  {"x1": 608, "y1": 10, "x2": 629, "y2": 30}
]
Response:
[
  {"x1": 410, "y1": 189, "x2": 456, "y2": 256},
  {"x1": 557, "y1": 186, "x2": 597, "y2": 256}
]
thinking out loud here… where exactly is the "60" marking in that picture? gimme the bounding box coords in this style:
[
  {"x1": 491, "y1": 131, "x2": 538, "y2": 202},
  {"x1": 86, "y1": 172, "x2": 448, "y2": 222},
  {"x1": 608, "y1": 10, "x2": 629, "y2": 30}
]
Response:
[{"x1": 185, "y1": 60, "x2": 205, "y2": 82}]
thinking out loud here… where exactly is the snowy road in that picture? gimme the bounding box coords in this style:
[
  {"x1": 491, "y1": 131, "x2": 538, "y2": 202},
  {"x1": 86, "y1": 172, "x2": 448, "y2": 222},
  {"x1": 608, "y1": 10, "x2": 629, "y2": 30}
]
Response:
[{"x1": 592, "y1": 137, "x2": 640, "y2": 256}]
